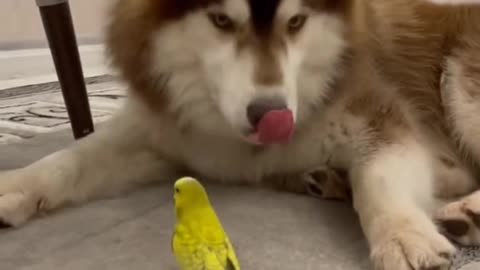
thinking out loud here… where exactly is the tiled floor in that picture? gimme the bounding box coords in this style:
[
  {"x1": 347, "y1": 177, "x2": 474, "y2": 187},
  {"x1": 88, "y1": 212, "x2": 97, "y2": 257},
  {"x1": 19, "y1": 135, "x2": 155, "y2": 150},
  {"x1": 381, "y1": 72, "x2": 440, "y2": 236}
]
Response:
[{"x1": 0, "y1": 45, "x2": 124, "y2": 144}]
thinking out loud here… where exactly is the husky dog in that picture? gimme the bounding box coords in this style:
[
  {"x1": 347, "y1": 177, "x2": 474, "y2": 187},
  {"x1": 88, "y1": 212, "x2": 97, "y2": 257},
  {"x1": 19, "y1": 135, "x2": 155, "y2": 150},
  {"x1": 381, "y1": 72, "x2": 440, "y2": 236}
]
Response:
[{"x1": 1, "y1": 0, "x2": 480, "y2": 269}]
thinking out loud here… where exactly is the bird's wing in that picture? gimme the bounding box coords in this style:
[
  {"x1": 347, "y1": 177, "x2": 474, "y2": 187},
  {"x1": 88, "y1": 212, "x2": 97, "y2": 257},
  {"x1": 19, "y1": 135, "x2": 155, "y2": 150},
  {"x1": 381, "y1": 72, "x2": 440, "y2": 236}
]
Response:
[
  {"x1": 224, "y1": 238, "x2": 240, "y2": 270},
  {"x1": 173, "y1": 227, "x2": 207, "y2": 270},
  {"x1": 171, "y1": 230, "x2": 175, "y2": 252},
  {"x1": 175, "y1": 237, "x2": 226, "y2": 270},
  {"x1": 225, "y1": 257, "x2": 236, "y2": 270},
  {"x1": 175, "y1": 243, "x2": 209, "y2": 270},
  {"x1": 202, "y1": 239, "x2": 240, "y2": 270},
  {"x1": 175, "y1": 218, "x2": 239, "y2": 269}
]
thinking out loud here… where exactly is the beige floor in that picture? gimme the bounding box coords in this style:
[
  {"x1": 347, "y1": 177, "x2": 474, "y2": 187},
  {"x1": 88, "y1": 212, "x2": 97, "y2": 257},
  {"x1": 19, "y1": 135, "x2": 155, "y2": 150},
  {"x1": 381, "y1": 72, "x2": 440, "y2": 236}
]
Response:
[
  {"x1": 0, "y1": 131, "x2": 371, "y2": 270},
  {"x1": 1, "y1": 130, "x2": 478, "y2": 270}
]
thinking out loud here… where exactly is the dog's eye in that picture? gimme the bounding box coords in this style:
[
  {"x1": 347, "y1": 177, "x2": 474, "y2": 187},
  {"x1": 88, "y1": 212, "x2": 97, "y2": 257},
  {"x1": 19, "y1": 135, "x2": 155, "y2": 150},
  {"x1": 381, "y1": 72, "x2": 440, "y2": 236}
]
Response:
[
  {"x1": 208, "y1": 13, "x2": 235, "y2": 32},
  {"x1": 287, "y1": 14, "x2": 308, "y2": 34}
]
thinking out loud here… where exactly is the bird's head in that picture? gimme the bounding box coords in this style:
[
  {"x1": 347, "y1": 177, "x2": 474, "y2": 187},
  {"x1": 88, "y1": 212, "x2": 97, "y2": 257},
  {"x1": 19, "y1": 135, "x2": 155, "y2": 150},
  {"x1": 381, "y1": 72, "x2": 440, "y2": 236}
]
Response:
[{"x1": 174, "y1": 177, "x2": 211, "y2": 211}]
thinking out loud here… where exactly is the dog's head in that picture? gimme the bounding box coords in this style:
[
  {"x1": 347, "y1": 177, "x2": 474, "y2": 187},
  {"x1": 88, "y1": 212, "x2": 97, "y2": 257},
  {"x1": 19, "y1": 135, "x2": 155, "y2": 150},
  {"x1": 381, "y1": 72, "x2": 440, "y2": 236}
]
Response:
[{"x1": 108, "y1": 0, "x2": 349, "y2": 145}]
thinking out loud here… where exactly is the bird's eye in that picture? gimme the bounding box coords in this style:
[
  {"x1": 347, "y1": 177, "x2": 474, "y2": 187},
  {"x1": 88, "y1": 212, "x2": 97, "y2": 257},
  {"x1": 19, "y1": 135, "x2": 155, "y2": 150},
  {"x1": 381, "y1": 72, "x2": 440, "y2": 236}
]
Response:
[
  {"x1": 208, "y1": 13, "x2": 235, "y2": 32},
  {"x1": 287, "y1": 14, "x2": 308, "y2": 34},
  {"x1": 175, "y1": 188, "x2": 180, "y2": 193}
]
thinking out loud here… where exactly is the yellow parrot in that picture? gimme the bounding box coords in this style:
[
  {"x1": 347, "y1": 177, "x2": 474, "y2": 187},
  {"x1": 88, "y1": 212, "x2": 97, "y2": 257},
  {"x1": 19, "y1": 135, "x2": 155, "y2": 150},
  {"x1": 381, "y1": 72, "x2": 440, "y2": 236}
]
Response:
[{"x1": 172, "y1": 177, "x2": 241, "y2": 270}]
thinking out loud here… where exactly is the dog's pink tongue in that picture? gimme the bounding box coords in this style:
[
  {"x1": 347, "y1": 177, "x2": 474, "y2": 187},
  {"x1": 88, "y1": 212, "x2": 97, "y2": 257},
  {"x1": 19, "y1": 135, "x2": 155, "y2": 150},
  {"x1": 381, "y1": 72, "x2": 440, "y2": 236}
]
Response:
[{"x1": 257, "y1": 110, "x2": 294, "y2": 144}]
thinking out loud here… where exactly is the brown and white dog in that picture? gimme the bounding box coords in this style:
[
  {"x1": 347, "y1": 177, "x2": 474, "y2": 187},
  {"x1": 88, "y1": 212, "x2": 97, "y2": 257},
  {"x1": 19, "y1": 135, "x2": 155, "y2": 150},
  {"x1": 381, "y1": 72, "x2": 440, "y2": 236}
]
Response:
[{"x1": 1, "y1": 0, "x2": 480, "y2": 269}]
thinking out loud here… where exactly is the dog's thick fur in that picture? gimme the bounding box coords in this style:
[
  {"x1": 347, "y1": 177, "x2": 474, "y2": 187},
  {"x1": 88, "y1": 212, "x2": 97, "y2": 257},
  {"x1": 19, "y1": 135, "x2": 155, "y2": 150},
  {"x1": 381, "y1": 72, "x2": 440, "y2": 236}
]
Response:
[{"x1": 1, "y1": 0, "x2": 480, "y2": 269}]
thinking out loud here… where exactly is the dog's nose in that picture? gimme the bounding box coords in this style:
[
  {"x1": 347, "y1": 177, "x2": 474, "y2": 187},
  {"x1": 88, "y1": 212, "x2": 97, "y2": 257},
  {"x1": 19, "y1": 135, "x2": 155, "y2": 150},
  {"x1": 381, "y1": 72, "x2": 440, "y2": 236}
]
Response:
[{"x1": 247, "y1": 97, "x2": 288, "y2": 127}]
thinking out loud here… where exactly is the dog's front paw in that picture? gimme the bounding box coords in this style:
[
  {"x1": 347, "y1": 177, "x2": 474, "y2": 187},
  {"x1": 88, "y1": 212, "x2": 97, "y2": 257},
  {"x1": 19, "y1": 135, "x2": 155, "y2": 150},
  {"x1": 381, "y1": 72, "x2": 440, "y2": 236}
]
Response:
[
  {"x1": 0, "y1": 192, "x2": 42, "y2": 228},
  {"x1": 436, "y1": 190, "x2": 480, "y2": 246},
  {"x1": 302, "y1": 167, "x2": 351, "y2": 201},
  {"x1": 0, "y1": 172, "x2": 46, "y2": 228},
  {"x1": 371, "y1": 225, "x2": 455, "y2": 270}
]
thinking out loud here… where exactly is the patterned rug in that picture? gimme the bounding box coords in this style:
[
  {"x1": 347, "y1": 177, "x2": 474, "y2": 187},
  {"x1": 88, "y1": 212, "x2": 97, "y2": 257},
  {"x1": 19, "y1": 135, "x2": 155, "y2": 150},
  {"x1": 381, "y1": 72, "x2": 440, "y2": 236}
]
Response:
[
  {"x1": 0, "y1": 75, "x2": 125, "y2": 144},
  {"x1": 452, "y1": 246, "x2": 480, "y2": 270}
]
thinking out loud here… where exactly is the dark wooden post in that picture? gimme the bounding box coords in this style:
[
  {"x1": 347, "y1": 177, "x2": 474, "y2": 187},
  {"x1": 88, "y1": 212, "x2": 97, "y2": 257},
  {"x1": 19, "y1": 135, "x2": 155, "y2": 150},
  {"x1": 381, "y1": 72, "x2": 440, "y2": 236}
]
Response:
[{"x1": 36, "y1": 0, "x2": 94, "y2": 139}]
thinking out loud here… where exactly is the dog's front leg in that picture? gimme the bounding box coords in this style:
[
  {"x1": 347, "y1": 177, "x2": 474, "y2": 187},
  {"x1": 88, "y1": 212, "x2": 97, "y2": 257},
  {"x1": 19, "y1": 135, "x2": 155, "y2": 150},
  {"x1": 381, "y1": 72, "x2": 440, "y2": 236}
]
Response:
[
  {"x1": 351, "y1": 137, "x2": 456, "y2": 270},
  {"x1": 0, "y1": 109, "x2": 176, "y2": 228}
]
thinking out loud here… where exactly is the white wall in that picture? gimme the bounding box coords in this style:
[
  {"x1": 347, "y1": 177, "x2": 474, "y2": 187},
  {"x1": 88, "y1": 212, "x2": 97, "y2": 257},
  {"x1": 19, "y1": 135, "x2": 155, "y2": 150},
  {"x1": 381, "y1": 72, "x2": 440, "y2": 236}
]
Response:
[{"x1": 0, "y1": 0, "x2": 115, "y2": 49}]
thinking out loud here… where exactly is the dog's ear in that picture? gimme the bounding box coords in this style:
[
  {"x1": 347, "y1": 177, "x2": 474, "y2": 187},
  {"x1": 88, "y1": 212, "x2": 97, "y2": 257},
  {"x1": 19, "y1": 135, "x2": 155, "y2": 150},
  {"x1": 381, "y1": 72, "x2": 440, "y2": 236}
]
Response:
[{"x1": 425, "y1": 0, "x2": 480, "y2": 5}]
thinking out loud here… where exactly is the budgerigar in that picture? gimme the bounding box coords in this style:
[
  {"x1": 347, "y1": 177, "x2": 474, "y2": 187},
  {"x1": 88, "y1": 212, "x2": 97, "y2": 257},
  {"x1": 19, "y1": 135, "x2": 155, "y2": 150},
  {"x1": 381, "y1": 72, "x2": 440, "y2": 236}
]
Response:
[{"x1": 172, "y1": 177, "x2": 240, "y2": 270}]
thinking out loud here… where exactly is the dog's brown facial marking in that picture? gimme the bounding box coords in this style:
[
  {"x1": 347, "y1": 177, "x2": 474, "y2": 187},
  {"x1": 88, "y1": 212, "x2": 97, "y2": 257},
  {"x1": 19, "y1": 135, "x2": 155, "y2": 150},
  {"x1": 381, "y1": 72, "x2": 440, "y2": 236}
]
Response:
[
  {"x1": 237, "y1": 0, "x2": 348, "y2": 88},
  {"x1": 247, "y1": 0, "x2": 285, "y2": 86},
  {"x1": 303, "y1": 0, "x2": 350, "y2": 14},
  {"x1": 235, "y1": 26, "x2": 286, "y2": 87},
  {"x1": 225, "y1": 0, "x2": 287, "y2": 87},
  {"x1": 236, "y1": 30, "x2": 286, "y2": 87},
  {"x1": 152, "y1": 0, "x2": 224, "y2": 23},
  {"x1": 248, "y1": 0, "x2": 282, "y2": 30},
  {"x1": 252, "y1": 40, "x2": 285, "y2": 86}
]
